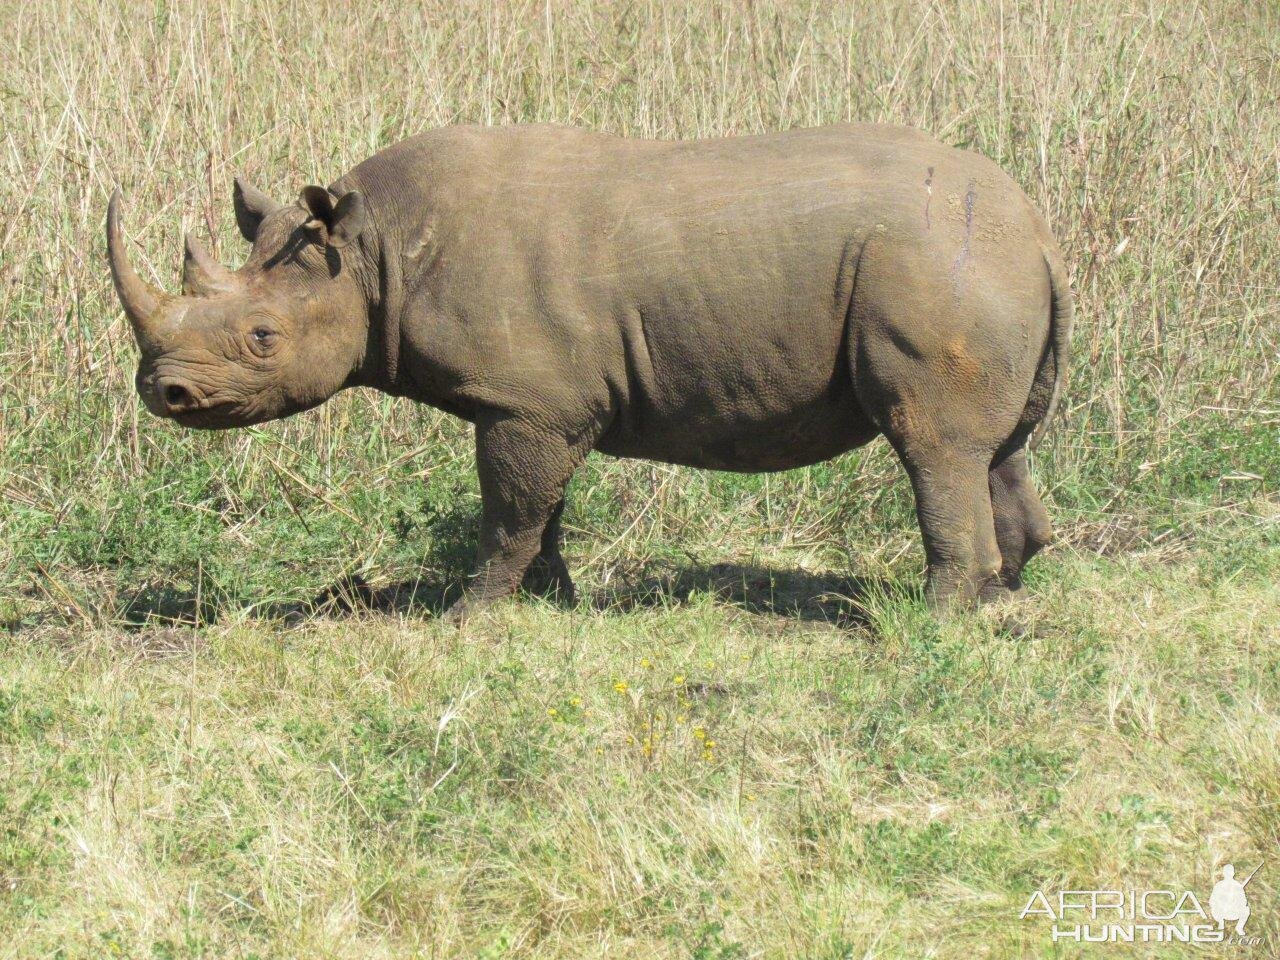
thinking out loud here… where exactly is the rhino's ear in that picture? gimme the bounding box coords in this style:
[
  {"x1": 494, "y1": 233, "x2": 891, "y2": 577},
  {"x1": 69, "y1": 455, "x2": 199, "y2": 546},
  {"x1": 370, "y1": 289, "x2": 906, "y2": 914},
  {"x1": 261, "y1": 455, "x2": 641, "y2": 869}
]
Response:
[
  {"x1": 299, "y1": 185, "x2": 367, "y2": 249},
  {"x1": 232, "y1": 177, "x2": 282, "y2": 242}
]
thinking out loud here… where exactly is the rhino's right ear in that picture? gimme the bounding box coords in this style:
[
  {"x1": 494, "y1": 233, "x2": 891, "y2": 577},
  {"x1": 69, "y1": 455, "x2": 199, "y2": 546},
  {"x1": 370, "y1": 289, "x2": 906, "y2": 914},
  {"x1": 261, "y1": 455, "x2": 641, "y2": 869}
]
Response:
[{"x1": 232, "y1": 177, "x2": 282, "y2": 242}]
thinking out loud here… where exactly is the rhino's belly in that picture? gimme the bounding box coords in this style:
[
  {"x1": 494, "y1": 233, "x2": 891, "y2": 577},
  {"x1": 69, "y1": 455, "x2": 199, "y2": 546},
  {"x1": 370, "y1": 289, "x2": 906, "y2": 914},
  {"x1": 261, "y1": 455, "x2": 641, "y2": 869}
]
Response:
[{"x1": 596, "y1": 395, "x2": 879, "y2": 472}]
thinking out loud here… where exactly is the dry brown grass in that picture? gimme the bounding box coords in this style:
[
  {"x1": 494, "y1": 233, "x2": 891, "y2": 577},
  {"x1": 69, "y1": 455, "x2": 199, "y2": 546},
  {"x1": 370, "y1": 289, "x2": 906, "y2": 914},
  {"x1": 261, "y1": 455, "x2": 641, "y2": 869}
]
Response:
[{"x1": 2, "y1": 0, "x2": 1277, "y2": 534}]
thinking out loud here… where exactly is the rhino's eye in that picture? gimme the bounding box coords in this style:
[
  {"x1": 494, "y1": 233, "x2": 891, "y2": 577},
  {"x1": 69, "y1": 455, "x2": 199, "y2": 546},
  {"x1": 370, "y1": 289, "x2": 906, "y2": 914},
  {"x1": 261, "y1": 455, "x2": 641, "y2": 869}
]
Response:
[{"x1": 249, "y1": 326, "x2": 279, "y2": 355}]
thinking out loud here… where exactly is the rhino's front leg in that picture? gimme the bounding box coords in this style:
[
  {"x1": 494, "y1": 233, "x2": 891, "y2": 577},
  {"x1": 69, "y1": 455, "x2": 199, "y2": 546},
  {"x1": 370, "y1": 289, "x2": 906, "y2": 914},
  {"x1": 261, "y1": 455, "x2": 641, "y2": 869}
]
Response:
[
  {"x1": 522, "y1": 498, "x2": 576, "y2": 604},
  {"x1": 444, "y1": 416, "x2": 585, "y2": 626}
]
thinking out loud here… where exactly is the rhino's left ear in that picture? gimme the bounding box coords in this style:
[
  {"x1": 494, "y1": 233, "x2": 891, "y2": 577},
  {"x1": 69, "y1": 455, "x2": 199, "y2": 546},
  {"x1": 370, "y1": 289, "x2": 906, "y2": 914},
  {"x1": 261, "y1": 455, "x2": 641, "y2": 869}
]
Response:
[
  {"x1": 233, "y1": 177, "x2": 282, "y2": 242},
  {"x1": 299, "y1": 185, "x2": 368, "y2": 249}
]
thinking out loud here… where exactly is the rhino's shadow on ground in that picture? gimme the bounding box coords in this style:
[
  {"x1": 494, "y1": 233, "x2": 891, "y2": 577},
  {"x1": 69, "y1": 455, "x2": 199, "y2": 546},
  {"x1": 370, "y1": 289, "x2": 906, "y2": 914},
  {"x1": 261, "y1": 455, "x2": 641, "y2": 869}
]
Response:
[
  {"x1": 14, "y1": 497, "x2": 886, "y2": 632},
  {"x1": 598, "y1": 562, "x2": 885, "y2": 628},
  {"x1": 98, "y1": 574, "x2": 454, "y2": 630},
  {"x1": 269, "y1": 561, "x2": 883, "y2": 628},
  {"x1": 106, "y1": 562, "x2": 884, "y2": 630},
  {"x1": 115, "y1": 582, "x2": 219, "y2": 628}
]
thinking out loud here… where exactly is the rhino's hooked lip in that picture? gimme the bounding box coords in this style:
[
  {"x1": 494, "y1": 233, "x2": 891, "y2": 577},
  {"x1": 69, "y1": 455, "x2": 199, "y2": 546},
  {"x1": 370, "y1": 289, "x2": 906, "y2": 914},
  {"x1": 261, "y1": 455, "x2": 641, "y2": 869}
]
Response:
[
  {"x1": 172, "y1": 405, "x2": 235, "y2": 429},
  {"x1": 171, "y1": 400, "x2": 263, "y2": 430}
]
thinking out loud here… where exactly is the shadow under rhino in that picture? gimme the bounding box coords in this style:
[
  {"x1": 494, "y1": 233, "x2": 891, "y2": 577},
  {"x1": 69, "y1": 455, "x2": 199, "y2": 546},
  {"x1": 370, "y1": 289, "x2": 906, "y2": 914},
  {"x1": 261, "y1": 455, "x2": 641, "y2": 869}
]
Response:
[
  {"x1": 261, "y1": 560, "x2": 883, "y2": 629},
  {"x1": 104, "y1": 559, "x2": 883, "y2": 630}
]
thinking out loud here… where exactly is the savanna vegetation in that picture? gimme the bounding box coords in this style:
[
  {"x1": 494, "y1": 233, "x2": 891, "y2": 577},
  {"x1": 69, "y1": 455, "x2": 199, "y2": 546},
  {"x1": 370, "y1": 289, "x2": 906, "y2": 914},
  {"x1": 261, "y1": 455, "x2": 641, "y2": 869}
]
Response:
[{"x1": 1, "y1": 0, "x2": 1277, "y2": 956}]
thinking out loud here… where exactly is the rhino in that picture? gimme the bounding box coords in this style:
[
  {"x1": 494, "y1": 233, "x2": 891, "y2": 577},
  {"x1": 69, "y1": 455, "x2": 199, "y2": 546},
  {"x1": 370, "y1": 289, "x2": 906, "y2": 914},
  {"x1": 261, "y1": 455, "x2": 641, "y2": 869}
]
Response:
[{"x1": 106, "y1": 123, "x2": 1071, "y2": 623}]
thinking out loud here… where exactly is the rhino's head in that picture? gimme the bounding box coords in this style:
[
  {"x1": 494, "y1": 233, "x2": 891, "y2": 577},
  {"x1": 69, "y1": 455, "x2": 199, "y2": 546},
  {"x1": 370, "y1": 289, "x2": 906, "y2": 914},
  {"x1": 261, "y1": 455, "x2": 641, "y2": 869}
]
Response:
[{"x1": 107, "y1": 180, "x2": 374, "y2": 429}]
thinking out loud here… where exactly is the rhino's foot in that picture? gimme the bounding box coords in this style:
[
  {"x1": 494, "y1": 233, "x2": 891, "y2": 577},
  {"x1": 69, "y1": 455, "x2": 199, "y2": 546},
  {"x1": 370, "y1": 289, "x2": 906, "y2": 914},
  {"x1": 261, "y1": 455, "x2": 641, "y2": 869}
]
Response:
[
  {"x1": 978, "y1": 577, "x2": 1024, "y2": 604},
  {"x1": 522, "y1": 553, "x2": 577, "y2": 607},
  {"x1": 441, "y1": 594, "x2": 495, "y2": 628},
  {"x1": 995, "y1": 613, "x2": 1030, "y2": 640},
  {"x1": 924, "y1": 567, "x2": 1001, "y2": 611},
  {"x1": 981, "y1": 582, "x2": 1034, "y2": 638},
  {"x1": 989, "y1": 450, "x2": 1053, "y2": 590},
  {"x1": 925, "y1": 580, "x2": 1031, "y2": 638},
  {"x1": 441, "y1": 597, "x2": 469, "y2": 628},
  {"x1": 928, "y1": 571, "x2": 1026, "y2": 604}
]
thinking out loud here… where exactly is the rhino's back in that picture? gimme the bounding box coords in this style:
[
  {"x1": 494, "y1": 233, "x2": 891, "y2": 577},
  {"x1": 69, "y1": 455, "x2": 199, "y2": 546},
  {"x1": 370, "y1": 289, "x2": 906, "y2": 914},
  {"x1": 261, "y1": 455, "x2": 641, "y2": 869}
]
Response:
[{"x1": 356, "y1": 124, "x2": 1048, "y2": 470}]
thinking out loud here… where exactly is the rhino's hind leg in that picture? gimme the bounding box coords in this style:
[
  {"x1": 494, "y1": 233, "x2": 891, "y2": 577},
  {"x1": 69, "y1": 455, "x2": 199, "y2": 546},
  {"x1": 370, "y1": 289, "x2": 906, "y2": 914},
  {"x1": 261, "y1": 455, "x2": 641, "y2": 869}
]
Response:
[
  {"x1": 522, "y1": 498, "x2": 577, "y2": 605},
  {"x1": 899, "y1": 446, "x2": 1004, "y2": 607},
  {"x1": 986, "y1": 448, "x2": 1052, "y2": 597},
  {"x1": 444, "y1": 417, "x2": 586, "y2": 626}
]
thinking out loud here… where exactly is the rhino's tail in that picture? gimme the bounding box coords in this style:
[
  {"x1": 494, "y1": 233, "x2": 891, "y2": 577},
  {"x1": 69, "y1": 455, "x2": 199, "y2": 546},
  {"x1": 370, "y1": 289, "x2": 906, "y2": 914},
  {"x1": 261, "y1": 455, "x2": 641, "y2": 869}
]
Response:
[{"x1": 1025, "y1": 247, "x2": 1073, "y2": 451}]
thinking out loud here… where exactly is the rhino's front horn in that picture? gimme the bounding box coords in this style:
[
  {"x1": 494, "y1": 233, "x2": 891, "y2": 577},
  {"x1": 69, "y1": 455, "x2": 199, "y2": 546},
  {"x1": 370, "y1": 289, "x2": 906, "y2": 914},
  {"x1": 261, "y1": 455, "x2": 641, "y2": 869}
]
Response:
[
  {"x1": 106, "y1": 189, "x2": 168, "y2": 346},
  {"x1": 182, "y1": 231, "x2": 237, "y2": 297}
]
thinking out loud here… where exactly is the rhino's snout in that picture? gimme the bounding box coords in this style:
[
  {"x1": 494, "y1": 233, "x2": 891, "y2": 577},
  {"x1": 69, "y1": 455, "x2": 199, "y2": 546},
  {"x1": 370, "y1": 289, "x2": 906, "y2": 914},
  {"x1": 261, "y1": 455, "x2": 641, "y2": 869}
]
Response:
[
  {"x1": 136, "y1": 370, "x2": 206, "y2": 419},
  {"x1": 155, "y1": 377, "x2": 201, "y2": 416}
]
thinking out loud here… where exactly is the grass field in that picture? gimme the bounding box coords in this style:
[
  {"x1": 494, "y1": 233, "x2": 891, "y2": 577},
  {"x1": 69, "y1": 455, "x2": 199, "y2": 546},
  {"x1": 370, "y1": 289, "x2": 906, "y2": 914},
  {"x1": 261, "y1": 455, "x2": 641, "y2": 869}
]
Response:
[{"x1": 2, "y1": 0, "x2": 1279, "y2": 956}]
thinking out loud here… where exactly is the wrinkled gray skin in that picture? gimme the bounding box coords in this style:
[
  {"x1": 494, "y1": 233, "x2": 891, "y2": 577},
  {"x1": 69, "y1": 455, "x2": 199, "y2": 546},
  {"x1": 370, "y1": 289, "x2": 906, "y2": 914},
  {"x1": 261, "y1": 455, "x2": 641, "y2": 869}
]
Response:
[{"x1": 107, "y1": 123, "x2": 1072, "y2": 623}]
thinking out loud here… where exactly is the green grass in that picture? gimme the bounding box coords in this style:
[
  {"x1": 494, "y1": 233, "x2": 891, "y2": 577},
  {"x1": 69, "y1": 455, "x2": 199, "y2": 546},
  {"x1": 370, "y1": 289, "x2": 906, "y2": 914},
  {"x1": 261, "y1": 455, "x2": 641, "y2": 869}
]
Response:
[
  {"x1": 3, "y1": 552, "x2": 1279, "y2": 956},
  {"x1": 2, "y1": 0, "x2": 1279, "y2": 956}
]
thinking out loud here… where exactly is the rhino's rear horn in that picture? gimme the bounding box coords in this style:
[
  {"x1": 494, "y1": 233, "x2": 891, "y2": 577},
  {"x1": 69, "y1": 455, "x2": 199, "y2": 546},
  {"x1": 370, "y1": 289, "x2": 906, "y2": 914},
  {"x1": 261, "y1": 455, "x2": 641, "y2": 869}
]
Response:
[
  {"x1": 182, "y1": 231, "x2": 238, "y2": 297},
  {"x1": 106, "y1": 189, "x2": 168, "y2": 347}
]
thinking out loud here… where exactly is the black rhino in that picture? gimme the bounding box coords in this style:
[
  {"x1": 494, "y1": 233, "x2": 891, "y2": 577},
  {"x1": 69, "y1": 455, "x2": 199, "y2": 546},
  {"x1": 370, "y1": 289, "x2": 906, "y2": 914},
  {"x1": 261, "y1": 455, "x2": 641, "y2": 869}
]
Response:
[{"x1": 107, "y1": 123, "x2": 1071, "y2": 622}]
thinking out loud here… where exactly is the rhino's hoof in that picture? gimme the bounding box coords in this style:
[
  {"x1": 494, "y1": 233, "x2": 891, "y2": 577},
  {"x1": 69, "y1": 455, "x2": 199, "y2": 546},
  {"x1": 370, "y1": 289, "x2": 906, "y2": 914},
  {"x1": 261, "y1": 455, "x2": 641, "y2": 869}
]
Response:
[
  {"x1": 996, "y1": 615, "x2": 1030, "y2": 640},
  {"x1": 978, "y1": 579, "x2": 1023, "y2": 604},
  {"x1": 523, "y1": 557, "x2": 577, "y2": 607},
  {"x1": 441, "y1": 597, "x2": 475, "y2": 628}
]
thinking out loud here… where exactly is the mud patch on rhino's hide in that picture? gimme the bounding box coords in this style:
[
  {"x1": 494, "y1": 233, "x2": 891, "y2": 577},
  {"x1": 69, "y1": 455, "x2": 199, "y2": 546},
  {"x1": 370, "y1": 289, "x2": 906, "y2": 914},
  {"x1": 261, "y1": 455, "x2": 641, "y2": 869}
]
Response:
[
  {"x1": 951, "y1": 180, "x2": 978, "y2": 277},
  {"x1": 937, "y1": 336, "x2": 982, "y2": 386},
  {"x1": 404, "y1": 226, "x2": 435, "y2": 260},
  {"x1": 945, "y1": 181, "x2": 1015, "y2": 243}
]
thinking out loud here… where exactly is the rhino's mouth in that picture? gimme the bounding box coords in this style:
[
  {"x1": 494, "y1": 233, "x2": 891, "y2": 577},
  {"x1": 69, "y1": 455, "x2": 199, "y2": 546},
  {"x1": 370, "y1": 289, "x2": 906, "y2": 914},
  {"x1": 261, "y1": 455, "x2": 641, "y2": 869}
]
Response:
[{"x1": 172, "y1": 402, "x2": 259, "y2": 430}]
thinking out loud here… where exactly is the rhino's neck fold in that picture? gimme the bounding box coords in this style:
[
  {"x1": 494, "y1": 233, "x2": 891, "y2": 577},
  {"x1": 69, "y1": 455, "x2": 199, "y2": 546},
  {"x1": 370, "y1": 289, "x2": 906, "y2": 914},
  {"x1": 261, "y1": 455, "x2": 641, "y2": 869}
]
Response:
[
  {"x1": 377, "y1": 230, "x2": 404, "y2": 391},
  {"x1": 337, "y1": 178, "x2": 405, "y2": 395}
]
